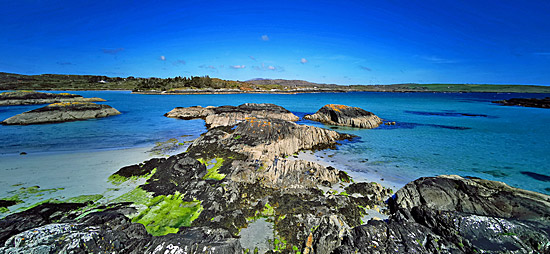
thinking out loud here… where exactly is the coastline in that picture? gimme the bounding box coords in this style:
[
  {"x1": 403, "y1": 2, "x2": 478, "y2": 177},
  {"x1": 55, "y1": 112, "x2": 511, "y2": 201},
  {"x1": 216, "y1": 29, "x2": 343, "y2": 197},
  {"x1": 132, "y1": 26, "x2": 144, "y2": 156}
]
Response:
[{"x1": 133, "y1": 89, "x2": 550, "y2": 95}]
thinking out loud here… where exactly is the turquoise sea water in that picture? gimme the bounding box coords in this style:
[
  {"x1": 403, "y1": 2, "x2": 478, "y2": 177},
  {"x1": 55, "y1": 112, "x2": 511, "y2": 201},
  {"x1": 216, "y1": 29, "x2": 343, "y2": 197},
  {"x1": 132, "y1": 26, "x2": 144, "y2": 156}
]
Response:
[{"x1": 1, "y1": 91, "x2": 549, "y2": 194}]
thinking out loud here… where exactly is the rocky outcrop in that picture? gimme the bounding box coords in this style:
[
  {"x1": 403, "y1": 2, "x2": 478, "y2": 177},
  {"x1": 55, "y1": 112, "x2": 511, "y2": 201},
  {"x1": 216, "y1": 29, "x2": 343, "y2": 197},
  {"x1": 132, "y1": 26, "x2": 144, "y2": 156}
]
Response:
[
  {"x1": 1, "y1": 103, "x2": 391, "y2": 253},
  {"x1": 0, "y1": 91, "x2": 105, "y2": 106},
  {"x1": 492, "y1": 97, "x2": 550, "y2": 108},
  {"x1": 335, "y1": 175, "x2": 550, "y2": 253},
  {"x1": 389, "y1": 175, "x2": 550, "y2": 221},
  {"x1": 1, "y1": 102, "x2": 121, "y2": 125},
  {"x1": 165, "y1": 103, "x2": 299, "y2": 128},
  {"x1": 304, "y1": 104, "x2": 383, "y2": 129},
  {"x1": 0, "y1": 202, "x2": 88, "y2": 245}
]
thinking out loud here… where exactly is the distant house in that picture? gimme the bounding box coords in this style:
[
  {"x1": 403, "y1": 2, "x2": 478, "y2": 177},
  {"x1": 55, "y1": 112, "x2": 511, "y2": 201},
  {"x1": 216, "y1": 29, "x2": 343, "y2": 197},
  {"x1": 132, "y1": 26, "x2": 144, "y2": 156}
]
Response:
[{"x1": 99, "y1": 80, "x2": 107, "y2": 83}]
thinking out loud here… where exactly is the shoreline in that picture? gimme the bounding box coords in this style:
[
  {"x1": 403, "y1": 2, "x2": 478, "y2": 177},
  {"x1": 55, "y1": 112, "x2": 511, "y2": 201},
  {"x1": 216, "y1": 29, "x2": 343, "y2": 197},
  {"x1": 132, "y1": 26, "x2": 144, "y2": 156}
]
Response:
[{"x1": 0, "y1": 146, "x2": 156, "y2": 217}]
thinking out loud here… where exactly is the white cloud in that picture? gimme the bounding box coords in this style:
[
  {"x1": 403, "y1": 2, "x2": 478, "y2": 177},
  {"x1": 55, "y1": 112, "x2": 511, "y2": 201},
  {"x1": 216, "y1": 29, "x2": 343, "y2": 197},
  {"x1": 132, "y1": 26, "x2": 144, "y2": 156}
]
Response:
[
  {"x1": 199, "y1": 64, "x2": 216, "y2": 70},
  {"x1": 231, "y1": 65, "x2": 246, "y2": 69},
  {"x1": 420, "y1": 55, "x2": 456, "y2": 64},
  {"x1": 261, "y1": 35, "x2": 269, "y2": 41},
  {"x1": 300, "y1": 58, "x2": 308, "y2": 64},
  {"x1": 160, "y1": 55, "x2": 166, "y2": 61},
  {"x1": 252, "y1": 63, "x2": 284, "y2": 72}
]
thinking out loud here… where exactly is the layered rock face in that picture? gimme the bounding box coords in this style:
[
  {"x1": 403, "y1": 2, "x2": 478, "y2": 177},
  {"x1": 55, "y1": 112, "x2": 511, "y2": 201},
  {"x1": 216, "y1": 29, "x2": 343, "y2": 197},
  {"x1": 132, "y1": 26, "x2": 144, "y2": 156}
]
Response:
[
  {"x1": 1, "y1": 102, "x2": 121, "y2": 125},
  {"x1": 334, "y1": 175, "x2": 550, "y2": 253},
  {"x1": 165, "y1": 103, "x2": 299, "y2": 128},
  {"x1": 304, "y1": 104, "x2": 383, "y2": 129},
  {"x1": 0, "y1": 91, "x2": 105, "y2": 106},
  {"x1": 492, "y1": 97, "x2": 550, "y2": 108}
]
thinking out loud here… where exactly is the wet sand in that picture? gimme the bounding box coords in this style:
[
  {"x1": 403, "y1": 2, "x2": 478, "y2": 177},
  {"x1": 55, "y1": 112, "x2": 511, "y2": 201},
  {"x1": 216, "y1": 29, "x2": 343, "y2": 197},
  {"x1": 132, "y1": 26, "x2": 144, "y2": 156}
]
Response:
[{"x1": 0, "y1": 147, "x2": 155, "y2": 217}]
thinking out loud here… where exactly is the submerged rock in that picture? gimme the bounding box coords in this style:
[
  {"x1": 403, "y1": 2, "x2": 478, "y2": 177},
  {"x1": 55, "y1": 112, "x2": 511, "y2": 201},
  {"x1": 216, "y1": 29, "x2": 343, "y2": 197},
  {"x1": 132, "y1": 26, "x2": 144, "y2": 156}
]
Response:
[
  {"x1": 304, "y1": 104, "x2": 383, "y2": 129},
  {"x1": 1, "y1": 102, "x2": 121, "y2": 125},
  {"x1": 493, "y1": 97, "x2": 550, "y2": 108},
  {"x1": 165, "y1": 103, "x2": 299, "y2": 128},
  {"x1": 0, "y1": 91, "x2": 105, "y2": 106}
]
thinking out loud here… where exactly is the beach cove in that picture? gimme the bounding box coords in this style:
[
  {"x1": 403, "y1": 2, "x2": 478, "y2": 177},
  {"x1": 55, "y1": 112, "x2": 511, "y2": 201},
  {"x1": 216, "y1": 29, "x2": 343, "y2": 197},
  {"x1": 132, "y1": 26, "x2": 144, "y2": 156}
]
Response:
[{"x1": 2, "y1": 91, "x2": 549, "y2": 197}]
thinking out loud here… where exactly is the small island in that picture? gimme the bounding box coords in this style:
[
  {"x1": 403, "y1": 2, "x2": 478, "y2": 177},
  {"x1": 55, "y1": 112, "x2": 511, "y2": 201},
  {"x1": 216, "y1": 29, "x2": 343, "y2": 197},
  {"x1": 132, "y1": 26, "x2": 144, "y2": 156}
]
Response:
[
  {"x1": 492, "y1": 97, "x2": 550, "y2": 108},
  {"x1": 0, "y1": 90, "x2": 106, "y2": 106},
  {"x1": 165, "y1": 103, "x2": 299, "y2": 129},
  {"x1": 1, "y1": 102, "x2": 121, "y2": 125},
  {"x1": 304, "y1": 104, "x2": 383, "y2": 129}
]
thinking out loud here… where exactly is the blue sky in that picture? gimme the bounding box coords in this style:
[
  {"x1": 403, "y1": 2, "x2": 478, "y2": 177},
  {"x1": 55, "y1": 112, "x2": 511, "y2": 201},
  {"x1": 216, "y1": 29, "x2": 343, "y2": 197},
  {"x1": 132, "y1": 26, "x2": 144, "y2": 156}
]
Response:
[{"x1": 1, "y1": 0, "x2": 549, "y2": 85}]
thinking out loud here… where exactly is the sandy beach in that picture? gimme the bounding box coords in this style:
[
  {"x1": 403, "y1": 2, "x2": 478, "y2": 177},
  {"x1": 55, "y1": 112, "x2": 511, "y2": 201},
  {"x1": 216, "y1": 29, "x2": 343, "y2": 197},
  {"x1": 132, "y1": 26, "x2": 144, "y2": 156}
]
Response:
[{"x1": 0, "y1": 147, "x2": 155, "y2": 217}]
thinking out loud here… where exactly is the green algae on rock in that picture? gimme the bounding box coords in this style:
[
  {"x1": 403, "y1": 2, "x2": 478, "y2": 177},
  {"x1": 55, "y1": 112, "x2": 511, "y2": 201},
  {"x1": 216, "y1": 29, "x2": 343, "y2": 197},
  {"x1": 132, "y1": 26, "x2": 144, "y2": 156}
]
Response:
[
  {"x1": 131, "y1": 192, "x2": 203, "y2": 236},
  {"x1": 199, "y1": 158, "x2": 226, "y2": 181}
]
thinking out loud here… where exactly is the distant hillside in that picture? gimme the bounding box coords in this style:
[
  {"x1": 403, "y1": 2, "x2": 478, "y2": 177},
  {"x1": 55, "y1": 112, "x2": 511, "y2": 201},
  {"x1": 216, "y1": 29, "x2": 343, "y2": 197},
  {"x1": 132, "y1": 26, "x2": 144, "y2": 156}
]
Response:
[
  {"x1": 350, "y1": 83, "x2": 550, "y2": 93},
  {"x1": 0, "y1": 72, "x2": 136, "y2": 90},
  {"x1": 246, "y1": 79, "x2": 341, "y2": 88},
  {"x1": 1, "y1": 72, "x2": 549, "y2": 93}
]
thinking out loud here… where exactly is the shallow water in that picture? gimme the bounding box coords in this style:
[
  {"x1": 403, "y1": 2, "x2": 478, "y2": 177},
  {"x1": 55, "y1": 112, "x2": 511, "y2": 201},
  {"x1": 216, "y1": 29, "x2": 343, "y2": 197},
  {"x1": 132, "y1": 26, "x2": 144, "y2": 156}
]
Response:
[{"x1": 1, "y1": 91, "x2": 549, "y2": 195}]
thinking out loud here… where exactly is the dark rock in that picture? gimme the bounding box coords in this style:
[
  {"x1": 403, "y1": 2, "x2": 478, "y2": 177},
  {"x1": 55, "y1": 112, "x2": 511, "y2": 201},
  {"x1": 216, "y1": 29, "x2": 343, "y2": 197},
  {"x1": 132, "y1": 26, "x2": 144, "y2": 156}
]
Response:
[
  {"x1": 112, "y1": 158, "x2": 165, "y2": 178},
  {"x1": 334, "y1": 215, "x2": 468, "y2": 254},
  {"x1": 0, "y1": 202, "x2": 86, "y2": 246},
  {"x1": 1, "y1": 102, "x2": 121, "y2": 125},
  {"x1": 0, "y1": 209, "x2": 150, "y2": 253},
  {"x1": 304, "y1": 104, "x2": 383, "y2": 129},
  {"x1": 336, "y1": 175, "x2": 550, "y2": 254},
  {"x1": 0, "y1": 200, "x2": 19, "y2": 208},
  {"x1": 492, "y1": 97, "x2": 550, "y2": 108},
  {"x1": 142, "y1": 227, "x2": 242, "y2": 254},
  {"x1": 18, "y1": 152, "x2": 26, "y2": 155},
  {"x1": 389, "y1": 175, "x2": 550, "y2": 222}
]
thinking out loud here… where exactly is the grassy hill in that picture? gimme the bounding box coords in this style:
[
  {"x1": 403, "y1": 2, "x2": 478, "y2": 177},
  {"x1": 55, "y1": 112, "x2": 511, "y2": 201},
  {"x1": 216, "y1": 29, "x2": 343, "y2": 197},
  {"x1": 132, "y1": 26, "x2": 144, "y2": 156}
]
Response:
[{"x1": 1, "y1": 72, "x2": 549, "y2": 93}]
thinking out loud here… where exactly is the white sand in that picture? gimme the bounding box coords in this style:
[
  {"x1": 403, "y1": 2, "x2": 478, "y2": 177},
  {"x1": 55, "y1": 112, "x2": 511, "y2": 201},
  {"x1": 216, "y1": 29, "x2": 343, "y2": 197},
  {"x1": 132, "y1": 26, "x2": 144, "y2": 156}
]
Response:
[{"x1": 0, "y1": 147, "x2": 155, "y2": 216}]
